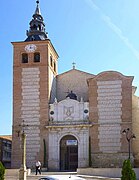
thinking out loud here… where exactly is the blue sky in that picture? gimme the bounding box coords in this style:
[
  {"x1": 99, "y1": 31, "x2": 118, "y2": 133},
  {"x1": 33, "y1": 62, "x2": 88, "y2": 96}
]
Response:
[{"x1": 1, "y1": 0, "x2": 139, "y2": 135}]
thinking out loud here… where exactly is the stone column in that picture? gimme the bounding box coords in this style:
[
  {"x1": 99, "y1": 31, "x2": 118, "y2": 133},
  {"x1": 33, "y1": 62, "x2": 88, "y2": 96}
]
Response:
[{"x1": 19, "y1": 132, "x2": 27, "y2": 180}]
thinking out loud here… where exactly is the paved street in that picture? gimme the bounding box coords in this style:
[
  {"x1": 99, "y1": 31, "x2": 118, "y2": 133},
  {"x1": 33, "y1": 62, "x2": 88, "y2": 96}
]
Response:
[
  {"x1": 5, "y1": 171, "x2": 121, "y2": 180},
  {"x1": 5, "y1": 175, "x2": 120, "y2": 180}
]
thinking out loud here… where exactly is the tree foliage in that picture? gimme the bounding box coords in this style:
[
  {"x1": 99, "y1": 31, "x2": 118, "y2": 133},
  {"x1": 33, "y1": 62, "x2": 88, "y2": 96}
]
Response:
[
  {"x1": 0, "y1": 161, "x2": 5, "y2": 180},
  {"x1": 121, "y1": 159, "x2": 136, "y2": 180},
  {"x1": 43, "y1": 139, "x2": 47, "y2": 167},
  {"x1": 89, "y1": 136, "x2": 92, "y2": 167}
]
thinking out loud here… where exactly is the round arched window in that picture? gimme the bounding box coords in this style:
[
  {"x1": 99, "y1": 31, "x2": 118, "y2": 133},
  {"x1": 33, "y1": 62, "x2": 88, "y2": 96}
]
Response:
[{"x1": 34, "y1": 52, "x2": 40, "y2": 62}]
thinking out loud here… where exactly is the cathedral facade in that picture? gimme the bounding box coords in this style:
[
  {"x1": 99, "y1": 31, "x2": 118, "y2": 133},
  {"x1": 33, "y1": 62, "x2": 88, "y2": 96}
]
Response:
[{"x1": 11, "y1": 1, "x2": 139, "y2": 170}]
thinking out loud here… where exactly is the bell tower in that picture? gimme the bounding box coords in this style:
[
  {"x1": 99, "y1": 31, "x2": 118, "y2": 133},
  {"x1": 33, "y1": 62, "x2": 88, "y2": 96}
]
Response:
[{"x1": 11, "y1": 0, "x2": 59, "y2": 168}]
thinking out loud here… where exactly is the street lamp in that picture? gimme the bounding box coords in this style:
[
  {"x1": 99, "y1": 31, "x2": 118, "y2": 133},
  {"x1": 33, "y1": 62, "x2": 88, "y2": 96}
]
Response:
[{"x1": 122, "y1": 128, "x2": 136, "y2": 160}]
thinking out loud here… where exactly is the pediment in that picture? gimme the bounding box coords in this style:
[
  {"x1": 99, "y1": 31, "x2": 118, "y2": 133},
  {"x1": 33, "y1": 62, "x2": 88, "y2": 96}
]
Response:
[{"x1": 58, "y1": 97, "x2": 79, "y2": 106}]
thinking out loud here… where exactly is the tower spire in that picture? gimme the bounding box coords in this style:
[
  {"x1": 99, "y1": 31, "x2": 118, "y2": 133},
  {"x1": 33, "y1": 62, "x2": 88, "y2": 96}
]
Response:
[
  {"x1": 25, "y1": 0, "x2": 48, "y2": 41},
  {"x1": 35, "y1": 0, "x2": 41, "y2": 15}
]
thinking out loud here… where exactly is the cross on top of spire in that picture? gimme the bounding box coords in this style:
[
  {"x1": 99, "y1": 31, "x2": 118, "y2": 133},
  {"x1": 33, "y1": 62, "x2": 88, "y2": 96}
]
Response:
[{"x1": 72, "y1": 62, "x2": 76, "y2": 69}]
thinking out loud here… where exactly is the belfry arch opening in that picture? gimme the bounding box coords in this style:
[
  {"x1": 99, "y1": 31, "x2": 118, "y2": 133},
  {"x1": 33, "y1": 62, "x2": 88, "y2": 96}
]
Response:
[{"x1": 60, "y1": 135, "x2": 78, "y2": 171}]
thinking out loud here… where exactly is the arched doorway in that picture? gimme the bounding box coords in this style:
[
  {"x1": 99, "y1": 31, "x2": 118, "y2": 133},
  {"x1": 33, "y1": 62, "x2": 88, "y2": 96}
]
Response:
[{"x1": 60, "y1": 135, "x2": 78, "y2": 171}]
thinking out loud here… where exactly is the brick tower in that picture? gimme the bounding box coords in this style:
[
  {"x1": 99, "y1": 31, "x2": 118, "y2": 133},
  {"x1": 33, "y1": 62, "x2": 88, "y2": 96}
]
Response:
[{"x1": 11, "y1": 0, "x2": 58, "y2": 168}]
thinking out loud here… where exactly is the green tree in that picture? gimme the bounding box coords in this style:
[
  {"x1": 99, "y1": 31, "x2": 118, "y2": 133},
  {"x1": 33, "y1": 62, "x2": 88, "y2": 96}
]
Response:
[
  {"x1": 0, "y1": 161, "x2": 5, "y2": 180},
  {"x1": 89, "y1": 136, "x2": 92, "y2": 167},
  {"x1": 43, "y1": 139, "x2": 47, "y2": 168},
  {"x1": 121, "y1": 159, "x2": 136, "y2": 180}
]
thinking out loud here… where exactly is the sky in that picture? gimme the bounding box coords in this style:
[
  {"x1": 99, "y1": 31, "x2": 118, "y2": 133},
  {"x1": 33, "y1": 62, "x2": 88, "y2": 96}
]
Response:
[{"x1": 1, "y1": 0, "x2": 139, "y2": 135}]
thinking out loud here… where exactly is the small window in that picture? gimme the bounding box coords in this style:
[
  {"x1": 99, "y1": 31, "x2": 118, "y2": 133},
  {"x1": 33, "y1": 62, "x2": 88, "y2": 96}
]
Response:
[
  {"x1": 54, "y1": 62, "x2": 56, "y2": 72},
  {"x1": 50, "y1": 55, "x2": 53, "y2": 67},
  {"x1": 34, "y1": 52, "x2": 40, "y2": 62},
  {"x1": 22, "y1": 53, "x2": 28, "y2": 63}
]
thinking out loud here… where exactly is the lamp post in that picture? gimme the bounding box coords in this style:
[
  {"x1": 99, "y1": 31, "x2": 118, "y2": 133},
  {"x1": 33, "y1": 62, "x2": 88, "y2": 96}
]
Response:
[{"x1": 122, "y1": 128, "x2": 136, "y2": 160}]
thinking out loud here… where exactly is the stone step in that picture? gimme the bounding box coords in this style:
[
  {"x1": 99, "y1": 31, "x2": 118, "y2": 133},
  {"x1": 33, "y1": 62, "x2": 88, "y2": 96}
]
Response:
[
  {"x1": 5, "y1": 169, "x2": 19, "y2": 176},
  {"x1": 5, "y1": 169, "x2": 31, "y2": 176}
]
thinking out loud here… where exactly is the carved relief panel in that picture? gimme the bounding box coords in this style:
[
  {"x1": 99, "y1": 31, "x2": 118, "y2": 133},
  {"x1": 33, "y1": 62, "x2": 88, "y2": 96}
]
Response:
[{"x1": 49, "y1": 97, "x2": 89, "y2": 123}]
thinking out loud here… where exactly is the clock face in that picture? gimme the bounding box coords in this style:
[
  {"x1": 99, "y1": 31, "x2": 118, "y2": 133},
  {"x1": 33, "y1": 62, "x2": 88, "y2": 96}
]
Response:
[{"x1": 25, "y1": 44, "x2": 37, "y2": 53}]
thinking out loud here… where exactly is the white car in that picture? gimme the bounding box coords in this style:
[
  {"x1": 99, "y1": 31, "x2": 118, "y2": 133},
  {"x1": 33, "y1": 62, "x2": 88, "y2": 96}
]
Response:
[
  {"x1": 39, "y1": 177, "x2": 59, "y2": 180},
  {"x1": 39, "y1": 175, "x2": 86, "y2": 180}
]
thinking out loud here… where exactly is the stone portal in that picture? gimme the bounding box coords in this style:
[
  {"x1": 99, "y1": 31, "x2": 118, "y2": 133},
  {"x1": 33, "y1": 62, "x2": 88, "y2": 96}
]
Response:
[{"x1": 60, "y1": 135, "x2": 78, "y2": 171}]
